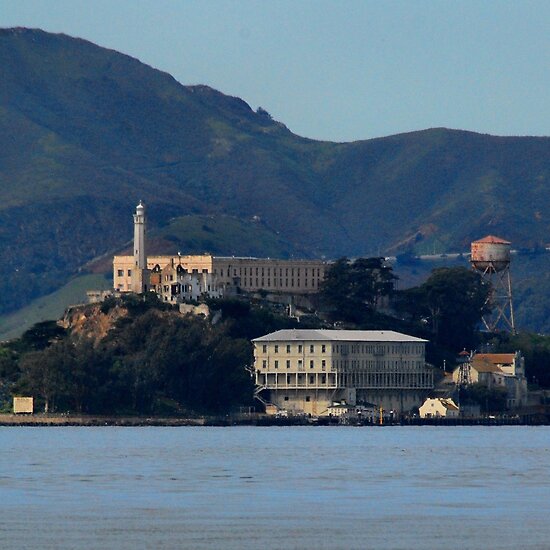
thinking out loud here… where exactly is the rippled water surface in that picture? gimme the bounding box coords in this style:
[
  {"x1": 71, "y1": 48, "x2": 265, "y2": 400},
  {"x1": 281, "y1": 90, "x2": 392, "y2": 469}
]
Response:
[{"x1": 1, "y1": 426, "x2": 549, "y2": 549}]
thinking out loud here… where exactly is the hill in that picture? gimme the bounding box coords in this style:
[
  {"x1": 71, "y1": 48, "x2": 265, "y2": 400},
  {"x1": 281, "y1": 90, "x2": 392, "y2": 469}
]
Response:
[{"x1": 1, "y1": 27, "x2": 550, "y2": 319}]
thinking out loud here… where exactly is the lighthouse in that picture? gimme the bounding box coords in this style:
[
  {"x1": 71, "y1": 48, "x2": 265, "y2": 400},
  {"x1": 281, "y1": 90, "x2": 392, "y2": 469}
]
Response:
[{"x1": 131, "y1": 201, "x2": 149, "y2": 293}]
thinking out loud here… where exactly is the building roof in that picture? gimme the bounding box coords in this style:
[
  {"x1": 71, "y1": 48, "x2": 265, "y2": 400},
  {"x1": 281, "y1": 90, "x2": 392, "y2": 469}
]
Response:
[
  {"x1": 422, "y1": 397, "x2": 459, "y2": 411},
  {"x1": 253, "y1": 329, "x2": 427, "y2": 343},
  {"x1": 471, "y1": 362, "x2": 503, "y2": 374},
  {"x1": 473, "y1": 353, "x2": 516, "y2": 365},
  {"x1": 472, "y1": 235, "x2": 511, "y2": 245}
]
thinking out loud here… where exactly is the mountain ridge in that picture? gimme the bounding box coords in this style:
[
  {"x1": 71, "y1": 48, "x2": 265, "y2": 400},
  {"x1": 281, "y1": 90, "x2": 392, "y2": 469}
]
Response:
[{"x1": 1, "y1": 27, "x2": 549, "y2": 318}]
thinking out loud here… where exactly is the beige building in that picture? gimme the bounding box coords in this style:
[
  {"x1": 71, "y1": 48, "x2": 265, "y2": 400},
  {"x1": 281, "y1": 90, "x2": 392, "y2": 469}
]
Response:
[
  {"x1": 253, "y1": 329, "x2": 433, "y2": 416},
  {"x1": 113, "y1": 202, "x2": 328, "y2": 302},
  {"x1": 452, "y1": 352, "x2": 528, "y2": 409},
  {"x1": 419, "y1": 397, "x2": 459, "y2": 419},
  {"x1": 114, "y1": 254, "x2": 328, "y2": 299}
]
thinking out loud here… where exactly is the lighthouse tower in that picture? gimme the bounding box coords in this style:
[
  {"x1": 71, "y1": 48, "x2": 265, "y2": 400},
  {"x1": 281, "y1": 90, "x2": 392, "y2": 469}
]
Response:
[{"x1": 131, "y1": 201, "x2": 149, "y2": 293}]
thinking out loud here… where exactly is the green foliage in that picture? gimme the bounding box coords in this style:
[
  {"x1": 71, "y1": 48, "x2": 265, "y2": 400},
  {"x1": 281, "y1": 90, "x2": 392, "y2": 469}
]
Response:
[
  {"x1": 395, "y1": 267, "x2": 490, "y2": 351},
  {"x1": 4, "y1": 296, "x2": 305, "y2": 414},
  {"x1": 320, "y1": 257, "x2": 396, "y2": 323},
  {"x1": 2, "y1": 28, "x2": 550, "y2": 333},
  {"x1": 19, "y1": 321, "x2": 66, "y2": 351},
  {"x1": 460, "y1": 384, "x2": 508, "y2": 414},
  {"x1": 0, "y1": 273, "x2": 113, "y2": 342},
  {"x1": 488, "y1": 332, "x2": 550, "y2": 388}
]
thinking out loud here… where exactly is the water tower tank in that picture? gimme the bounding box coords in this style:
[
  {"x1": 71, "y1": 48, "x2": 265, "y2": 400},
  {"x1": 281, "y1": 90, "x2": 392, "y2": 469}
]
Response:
[{"x1": 470, "y1": 235, "x2": 511, "y2": 273}]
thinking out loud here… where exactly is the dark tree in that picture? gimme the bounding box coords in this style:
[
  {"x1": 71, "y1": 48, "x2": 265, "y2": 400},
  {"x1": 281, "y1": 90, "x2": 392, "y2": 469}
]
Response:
[
  {"x1": 396, "y1": 267, "x2": 490, "y2": 351},
  {"x1": 320, "y1": 257, "x2": 397, "y2": 323}
]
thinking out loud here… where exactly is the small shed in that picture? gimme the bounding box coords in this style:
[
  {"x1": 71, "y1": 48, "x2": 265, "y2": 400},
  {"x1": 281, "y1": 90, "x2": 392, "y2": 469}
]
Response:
[{"x1": 13, "y1": 397, "x2": 34, "y2": 414}]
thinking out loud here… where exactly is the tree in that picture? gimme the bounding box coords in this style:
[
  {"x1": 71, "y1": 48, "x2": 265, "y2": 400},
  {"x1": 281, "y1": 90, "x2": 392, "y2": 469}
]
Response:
[
  {"x1": 320, "y1": 257, "x2": 397, "y2": 323},
  {"x1": 396, "y1": 267, "x2": 490, "y2": 351}
]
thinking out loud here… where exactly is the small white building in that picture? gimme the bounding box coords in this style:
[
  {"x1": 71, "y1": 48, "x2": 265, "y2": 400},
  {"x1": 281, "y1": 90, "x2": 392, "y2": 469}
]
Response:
[{"x1": 419, "y1": 398, "x2": 459, "y2": 419}]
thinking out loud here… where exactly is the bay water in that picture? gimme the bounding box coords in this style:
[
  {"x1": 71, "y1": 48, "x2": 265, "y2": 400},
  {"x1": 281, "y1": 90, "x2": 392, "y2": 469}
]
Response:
[{"x1": 1, "y1": 426, "x2": 549, "y2": 549}]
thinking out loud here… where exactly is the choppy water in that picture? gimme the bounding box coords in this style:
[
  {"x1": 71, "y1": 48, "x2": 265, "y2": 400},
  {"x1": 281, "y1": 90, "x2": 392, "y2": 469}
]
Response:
[{"x1": 0, "y1": 426, "x2": 549, "y2": 549}]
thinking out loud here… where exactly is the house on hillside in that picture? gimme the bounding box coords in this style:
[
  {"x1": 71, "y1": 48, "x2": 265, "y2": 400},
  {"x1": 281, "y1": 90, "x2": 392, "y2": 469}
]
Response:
[
  {"x1": 419, "y1": 397, "x2": 459, "y2": 419},
  {"x1": 452, "y1": 352, "x2": 527, "y2": 409}
]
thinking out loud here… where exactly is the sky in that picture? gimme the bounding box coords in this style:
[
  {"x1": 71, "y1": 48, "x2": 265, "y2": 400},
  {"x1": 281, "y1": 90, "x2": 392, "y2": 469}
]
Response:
[{"x1": 2, "y1": 0, "x2": 549, "y2": 142}]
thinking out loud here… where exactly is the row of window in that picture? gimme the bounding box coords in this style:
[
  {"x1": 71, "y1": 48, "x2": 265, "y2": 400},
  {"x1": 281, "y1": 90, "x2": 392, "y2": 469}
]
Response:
[
  {"x1": 219, "y1": 267, "x2": 322, "y2": 278},
  {"x1": 333, "y1": 343, "x2": 424, "y2": 355},
  {"x1": 262, "y1": 344, "x2": 327, "y2": 354},
  {"x1": 333, "y1": 359, "x2": 425, "y2": 370},
  {"x1": 239, "y1": 278, "x2": 318, "y2": 289},
  {"x1": 261, "y1": 359, "x2": 327, "y2": 370}
]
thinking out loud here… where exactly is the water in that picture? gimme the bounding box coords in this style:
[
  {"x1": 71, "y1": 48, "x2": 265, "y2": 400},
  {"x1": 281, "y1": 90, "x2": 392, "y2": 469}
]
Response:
[{"x1": 1, "y1": 426, "x2": 549, "y2": 549}]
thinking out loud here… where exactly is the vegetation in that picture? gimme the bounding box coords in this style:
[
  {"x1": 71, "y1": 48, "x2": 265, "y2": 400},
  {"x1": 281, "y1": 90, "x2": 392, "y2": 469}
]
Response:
[
  {"x1": 0, "y1": 274, "x2": 112, "y2": 342},
  {"x1": 0, "y1": 295, "x2": 303, "y2": 415},
  {"x1": 486, "y1": 332, "x2": 550, "y2": 388},
  {"x1": 1, "y1": 28, "x2": 550, "y2": 333},
  {"x1": 395, "y1": 267, "x2": 491, "y2": 351},
  {"x1": 2, "y1": 258, "x2": 550, "y2": 417},
  {"x1": 460, "y1": 384, "x2": 508, "y2": 414},
  {"x1": 320, "y1": 257, "x2": 396, "y2": 323}
]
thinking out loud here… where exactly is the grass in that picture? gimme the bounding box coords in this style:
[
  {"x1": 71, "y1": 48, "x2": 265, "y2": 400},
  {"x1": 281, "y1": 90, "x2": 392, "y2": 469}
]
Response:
[{"x1": 0, "y1": 273, "x2": 112, "y2": 342}]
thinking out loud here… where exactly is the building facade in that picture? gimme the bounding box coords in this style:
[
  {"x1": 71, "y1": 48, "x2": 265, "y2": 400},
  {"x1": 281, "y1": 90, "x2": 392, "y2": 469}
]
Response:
[
  {"x1": 452, "y1": 352, "x2": 528, "y2": 409},
  {"x1": 114, "y1": 254, "x2": 328, "y2": 299},
  {"x1": 253, "y1": 329, "x2": 433, "y2": 416},
  {"x1": 419, "y1": 398, "x2": 459, "y2": 419}
]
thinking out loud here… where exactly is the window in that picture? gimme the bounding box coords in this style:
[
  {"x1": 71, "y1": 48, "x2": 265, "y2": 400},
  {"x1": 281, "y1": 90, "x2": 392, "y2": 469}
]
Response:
[
  {"x1": 310, "y1": 345, "x2": 314, "y2": 353},
  {"x1": 284, "y1": 396, "x2": 289, "y2": 401},
  {"x1": 310, "y1": 360, "x2": 314, "y2": 369},
  {"x1": 309, "y1": 375, "x2": 314, "y2": 384},
  {"x1": 262, "y1": 345, "x2": 267, "y2": 353},
  {"x1": 305, "y1": 396, "x2": 311, "y2": 402},
  {"x1": 117, "y1": 269, "x2": 124, "y2": 277},
  {"x1": 298, "y1": 345, "x2": 303, "y2": 353},
  {"x1": 262, "y1": 360, "x2": 267, "y2": 369},
  {"x1": 274, "y1": 345, "x2": 279, "y2": 353},
  {"x1": 274, "y1": 360, "x2": 279, "y2": 369},
  {"x1": 286, "y1": 360, "x2": 291, "y2": 369},
  {"x1": 321, "y1": 360, "x2": 326, "y2": 371},
  {"x1": 127, "y1": 269, "x2": 132, "y2": 276},
  {"x1": 321, "y1": 345, "x2": 326, "y2": 353},
  {"x1": 286, "y1": 345, "x2": 291, "y2": 353}
]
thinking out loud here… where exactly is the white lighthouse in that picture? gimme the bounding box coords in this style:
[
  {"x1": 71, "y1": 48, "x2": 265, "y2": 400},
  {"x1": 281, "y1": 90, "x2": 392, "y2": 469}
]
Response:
[{"x1": 131, "y1": 201, "x2": 149, "y2": 293}]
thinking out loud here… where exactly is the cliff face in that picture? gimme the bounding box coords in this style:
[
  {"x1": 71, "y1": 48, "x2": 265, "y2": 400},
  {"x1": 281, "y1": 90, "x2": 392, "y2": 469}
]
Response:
[{"x1": 60, "y1": 303, "x2": 128, "y2": 344}]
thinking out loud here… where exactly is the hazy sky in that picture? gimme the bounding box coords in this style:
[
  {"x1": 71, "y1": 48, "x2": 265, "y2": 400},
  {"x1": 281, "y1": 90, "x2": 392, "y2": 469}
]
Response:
[{"x1": 2, "y1": 0, "x2": 549, "y2": 142}]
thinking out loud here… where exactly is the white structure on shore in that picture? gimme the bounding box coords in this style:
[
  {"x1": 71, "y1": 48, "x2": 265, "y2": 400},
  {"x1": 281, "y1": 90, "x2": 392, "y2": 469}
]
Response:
[
  {"x1": 419, "y1": 398, "x2": 459, "y2": 419},
  {"x1": 253, "y1": 329, "x2": 433, "y2": 416}
]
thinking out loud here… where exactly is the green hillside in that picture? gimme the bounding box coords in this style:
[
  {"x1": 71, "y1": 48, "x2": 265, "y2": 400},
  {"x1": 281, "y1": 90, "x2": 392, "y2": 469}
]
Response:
[
  {"x1": 0, "y1": 273, "x2": 111, "y2": 341},
  {"x1": 1, "y1": 28, "x2": 550, "y2": 321}
]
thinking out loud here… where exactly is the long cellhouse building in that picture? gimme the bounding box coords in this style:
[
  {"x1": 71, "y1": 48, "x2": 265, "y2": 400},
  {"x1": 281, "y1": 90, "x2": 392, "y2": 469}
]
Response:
[
  {"x1": 113, "y1": 203, "x2": 329, "y2": 301},
  {"x1": 253, "y1": 329, "x2": 433, "y2": 416}
]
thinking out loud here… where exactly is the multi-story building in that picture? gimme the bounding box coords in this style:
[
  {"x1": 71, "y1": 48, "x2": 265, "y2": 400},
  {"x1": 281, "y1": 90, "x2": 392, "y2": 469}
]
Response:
[
  {"x1": 114, "y1": 254, "x2": 328, "y2": 298},
  {"x1": 253, "y1": 329, "x2": 433, "y2": 416},
  {"x1": 113, "y1": 203, "x2": 328, "y2": 301}
]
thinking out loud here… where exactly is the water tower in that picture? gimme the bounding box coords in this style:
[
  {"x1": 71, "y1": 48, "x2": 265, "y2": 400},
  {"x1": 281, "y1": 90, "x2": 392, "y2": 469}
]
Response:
[{"x1": 470, "y1": 235, "x2": 515, "y2": 333}]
